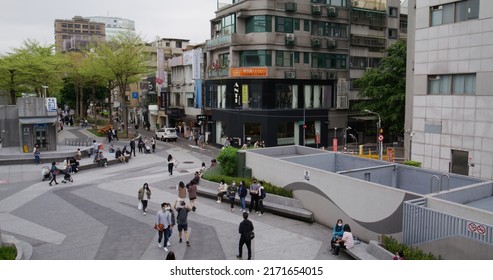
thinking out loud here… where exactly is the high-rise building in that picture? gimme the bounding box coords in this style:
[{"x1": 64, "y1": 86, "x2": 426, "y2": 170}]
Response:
[
  {"x1": 405, "y1": 0, "x2": 493, "y2": 180},
  {"x1": 86, "y1": 16, "x2": 136, "y2": 40},
  {"x1": 54, "y1": 16, "x2": 106, "y2": 52}
]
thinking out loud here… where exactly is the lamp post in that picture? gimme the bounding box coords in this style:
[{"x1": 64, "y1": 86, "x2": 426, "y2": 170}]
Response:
[
  {"x1": 364, "y1": 109, "x2": 382, "y2": 160},
  {"x1": 41, "y1": 85, "x2": 48, "y2": 98}
]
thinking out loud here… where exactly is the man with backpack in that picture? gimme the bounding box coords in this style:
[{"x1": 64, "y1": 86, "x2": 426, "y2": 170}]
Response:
[
  {"x1": 258, "y1": 182, "x2": 266, "y2": 216},
  {"x1": 174, "y1": 200, "x2": 191, "y2": 246}
]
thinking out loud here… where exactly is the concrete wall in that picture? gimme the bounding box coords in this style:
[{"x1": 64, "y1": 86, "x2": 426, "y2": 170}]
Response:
[{"x1": 0, "y1": 105, "x2": 20, "y2": 148}]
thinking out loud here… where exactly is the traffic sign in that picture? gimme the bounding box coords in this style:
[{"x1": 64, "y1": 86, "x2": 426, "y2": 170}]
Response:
[{"x1": 378, "y1": 134, "x2": 384, "y2": 142}]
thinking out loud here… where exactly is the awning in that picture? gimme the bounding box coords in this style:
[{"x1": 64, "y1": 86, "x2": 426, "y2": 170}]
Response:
[
  {"x1": 350, "y1": 116, "x2": 378, "y2": 121},
  {"x1": 19, "y1": 117, "x2": 57, "y2": 124}
]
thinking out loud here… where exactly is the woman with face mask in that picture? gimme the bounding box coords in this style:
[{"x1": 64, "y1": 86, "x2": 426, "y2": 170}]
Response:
[{"x1": 330, "y1": 219, "x2": 344, "y2": 251}]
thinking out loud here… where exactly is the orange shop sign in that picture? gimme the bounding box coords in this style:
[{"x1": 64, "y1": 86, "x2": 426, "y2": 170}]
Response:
[{"x1": 230, "y1": 67, "x2": 268, "y2": 77}]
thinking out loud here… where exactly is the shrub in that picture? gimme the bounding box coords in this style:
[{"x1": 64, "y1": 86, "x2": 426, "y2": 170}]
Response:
[
  {"x1": 97, "y1": 125, "x2": 113, "y2": 136},
  {"x1": 0, "y1": 245, "x2": 17, "y2": 260},
  {"x1": 216, "y1": 147, "x2": 238, "y2": 176},
  {"x1": 403, "y1": 160, "x2": 422, "y2": 167},
  {"x1": 379, "y1": 235, "x2": 439, "y2": 260}
]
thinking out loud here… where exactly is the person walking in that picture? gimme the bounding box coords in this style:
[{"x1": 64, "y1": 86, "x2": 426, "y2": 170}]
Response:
[
  {"x1": 48, "y1": 162, "x2": 59, "y2": 186},
  {"x1": 248, "y1": 179, "x2": 260, "y2": 213},
  {"x1": 174, "y1": 199, "x2": 191, "y2": 246},
  {"x1": 138, "y1": 183, "x2": 152, "y2": 215},
  {"x1": 238, "y1": 180, "x2": 248, "y2": 212},
  {"x1": 129, "y1": 139, "x2": 136, "y2": 157},
  {"x1": 155, "y1": 202, "x2": 172, "y2": 252},
  {"x1": 33, "y1": 144, "x2": 41, "y2": 165},
  {"x1": 112, "y1": 128, "x2": 119, "y2": 141},
  {"x1": 227, "y1": 181, "x2": 238, "y2": 212},
  {"x1": 167, "y1": 154, "x2": 176, "y2": 175},
  {"x1": 188, "y1": 180, "x2": 198, "y2": 212},
  {"x1": 151, "y1": 137, "x2": 156, "y2": 153},
  {"x1": 177, "y1": 181, "x2": 187, "y2": 201},
  {"x1": 237, "y1": 212, "x2": 254, "y2": 260},
  {"x1": 138, "y1": 138, "x2": 144, "y2": 153}
]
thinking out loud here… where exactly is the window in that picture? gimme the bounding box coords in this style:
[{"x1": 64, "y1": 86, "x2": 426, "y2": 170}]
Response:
[
  {"x1": 430, "y1": 0, "x2": 479, "y2": 26},
  {"x1": 304, "y1": 52, "x2": 310, "y2": 64},
  {"x1": 221, "y1": 14, "x2": 236, "y2": 35},
  {"x1": 240, "y1": 50, "x2": 272, "y2": 67},
  {"x1": 327, "y1": 0, "x2": 347, "y2": 6},
  {"x1": 277, "y1": 122, "x2": 295, "y2": 145},
  {"x1": 294, "y1": 18, "x2": 300, "y2": 31},
  {"x1": 350, "y1": 56, "x2": 367, "y2": 68},
  {"x1": 389, "y1": 7, "x2": 398, "y2": 17},
  {"x1": 246, "y1": 15, "x2": 271, "y2": 33},
  {"x1": 294, "y1": 52, "x2": 300, "y2": 64},
  {"x1": 219, "y1": 53, "x2": 229, "y2": 68},
  {"x1": 304, "y1": 20, "x2": 310, "y2": 32},
  {"x1": 275, "y1": 17, "x2": 294, "y2": 33},
  {"x1": 388, "y1": 28, "x2": 398, "y2": 39},
  {"x1": 428, "y1": 74, "x2": 476, "y2": 95},
  {"x1": 312, "y1": 53, "x2": 347, "y2": 69},
  {"x1": 326, "y1": 23, "x2": 348, "y2": 38},
  {"x1": 276, "y1": 51, "x2": 293, "y2": 67},
  {"x1": 275, "y1": 85, "x2": 296, "y2": 109}
]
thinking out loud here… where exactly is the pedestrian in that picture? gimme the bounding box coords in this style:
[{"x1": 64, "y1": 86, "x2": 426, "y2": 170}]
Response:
[
  {"x1": 107, "y1": 129, "x2": 113, "y2": 143},
  {"x1": 177, "y1": 181, "x2": 187, "y2": 201},
  {"x1": 330, "y1": 219, "x2": 344, "y2": 250},
  {"x1": 167, "y1": 154, "x2": 176, "y2": 175},
  {"x1": 174, "y1": 199, "x2": 191, "y2": 246},
  {"x1": 237, "y1": 212, "x2": 254, "y2": 260},
  {"x1": 113, "y1": 128, "x2": 119, "y2": 141},
  {"x1": 138, "y1": 138, "x2": 144, "y2": 153},
  {"x1": 258, "y1": 182, "x2": 266, "y2": 216},
  {"x1": 92, "y1": 140, "x2": 99, "y2": 159},
  {"x1": 129, "y1": 139, "x2": 136, "y2": 157},
  {"x1": 238, "y1": 180, "x2": 248, "y2": 212},
  {"x1": 198, "y1": 133, "x2": 205, "y2": 148},
  {"x1": 166, "y1": 251, "x2": 176, "y2": 260},
  {"x1": 188, "y1": 180, "x2": 198, "y2": 212},
  {"x1": 138, "y1": 183, "x2": 152, "y2": 215},
  {"x1": 166, "y1": 202, "x2": 176, "y2": 247},
  {"x1": 155, "y1": 202, "x2": 172, "y2": 252},
  {"x1": 228, "y1": 180, "x2": 238, "y2": 212},
  {"x1": 216, "y1": 179, "x2": 228, "y2": 203},
  {"x1": 75, "y1": 148, "x2": 82, "y2": 161},
  {"x1": 248, "y1": 179, "x2": 260, "y2": 213},
  {"x1": 33, "y1": 144, "x2": 41, "y2": 165},
  {"x1": 48, "y1": 162, "x2": 59, "y2": 186},
  {"x1": 151, "y1": 136, "x2": 156, "y2": 153}
]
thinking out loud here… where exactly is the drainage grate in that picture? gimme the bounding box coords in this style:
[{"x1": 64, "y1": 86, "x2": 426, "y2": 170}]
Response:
[{"x1": 182, "y1": 161, "x2": 194, "y2": 164}]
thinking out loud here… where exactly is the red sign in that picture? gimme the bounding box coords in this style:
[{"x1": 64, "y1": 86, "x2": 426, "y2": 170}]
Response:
[
  {"x1": 332, "y1": 138, "x2": 338, "y2": 152},
  {"x1": 378, "y1": 134, "x2": 384, "y2": 142},
  {"x1": 467, "y1": 222, "x2": 487, "y2": 235}
]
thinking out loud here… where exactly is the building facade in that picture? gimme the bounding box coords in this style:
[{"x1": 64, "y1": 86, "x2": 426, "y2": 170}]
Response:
[
  {"x1": 86, "y1": 16, "x2": 136, "y2": 40},
  {"x1": 405, "y1": 0, "x2": 493, "y2": 180},
  {"x1": 54, "y1": 16, "x2": 106, "y2": 52}
]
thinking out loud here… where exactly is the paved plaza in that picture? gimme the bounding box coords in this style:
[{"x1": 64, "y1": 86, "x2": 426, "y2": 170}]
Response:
[{"x1": 0, "y1": 126, "x2": 350, "y2": 260}]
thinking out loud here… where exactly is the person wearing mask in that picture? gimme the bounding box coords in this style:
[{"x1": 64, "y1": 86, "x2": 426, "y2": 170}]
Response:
[
  {"x1": 174, "y1": 200, "x2": 191, "y2": 246},
  {"x1": 332, "y1": 224, "x2": 354, "y2": 256},
  {"x1": 248, "y1": 179, "x2": 260, "y2": 213},
  {"x1": 138, "y1": 183, "x2": 152, "y2": 215},
  {"x1": 155, "y1": 203, "x2": 172, "y2": 252},
  {"x1": 331, "y1": 219, "x2": 345, "y2": 251},
  {"x1": 167, "y1": 154, "x2": 177, "y2": 175},
  {"x1": 216, "y1": 179, "x2": 228, "y2": 203},
  {"x1": 227, "y1": 181, "x2": 238, "y2": 212},
  {"x1": 188, "y1": 180, "x2": 198, "y2": 212},
  {"x1": 238, "y1": 180, "x2": 248, "y2": 213}
]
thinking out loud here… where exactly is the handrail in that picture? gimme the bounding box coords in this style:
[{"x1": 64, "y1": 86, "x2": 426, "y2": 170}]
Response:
[
  {"x1": 440, "y1": 173, "x2": 450, "y2": 192},
  {"x1": 430, "y1": 175, "x2": 440, "y2": 193}
]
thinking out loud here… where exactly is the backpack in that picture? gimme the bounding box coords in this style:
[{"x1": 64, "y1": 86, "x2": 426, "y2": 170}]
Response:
[{"x1": 260, "y1": 187, "x2": 266, "y2": 199}]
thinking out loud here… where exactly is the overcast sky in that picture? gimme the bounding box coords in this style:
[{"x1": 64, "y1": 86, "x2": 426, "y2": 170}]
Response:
[{"x1": 0, "y1": 0, "x2": 219, "y2": 54}]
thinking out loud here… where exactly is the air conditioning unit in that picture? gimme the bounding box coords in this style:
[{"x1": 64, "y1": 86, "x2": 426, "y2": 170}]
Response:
[
  {"x1": 311, "y1": 38, "x2": 321, "y2": 48},
  {"x1": 327, "y1": 38, "x2": 336, "y2": 49},
  {"x1": 327, "y1": 6, "x2": 337, "y2": 17},
  {"x1": 312, "y1": 4, "x2": 322, "y2": 15},
  {"x1": 285, "y1": 71, "x2": 296, "y2": 79},
  {"x1": 336, "y1": 96, "x2": 348, "y2": 109},
  {"x1": 285, "y1": 2, "x2": 297, "y2": 12},
  {"x1": 311, "y1": 72, "x2": 321, "y2": 79},
  {"x1": 429, "y1": 75, "x2": 441, "y2": 80},
  {"x1": 327, "y1": 72, "x2": 337, "y2": 79},
  {"x1": 214, "y1": 24, "x2": 221, "y2": 33},
  {"x1": 285, "y1": 33, "x2": 295, "y2": 46}
]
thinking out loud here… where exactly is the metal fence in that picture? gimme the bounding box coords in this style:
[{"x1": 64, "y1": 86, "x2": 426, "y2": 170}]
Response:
[
  {"x1": 64, "y1": 138, "x2": 93, "y2": 147},
  {"x1": 403, "y1": 198, "x2": 493, "y2": 246}
]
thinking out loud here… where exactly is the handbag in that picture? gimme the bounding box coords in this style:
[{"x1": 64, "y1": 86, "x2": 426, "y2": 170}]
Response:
[
  {"x1": 246, "y1": 230, "x2": 255, "y2": 241},
  {"x1": 138, "y1": 201, "x2": 143, "y2": 210}
]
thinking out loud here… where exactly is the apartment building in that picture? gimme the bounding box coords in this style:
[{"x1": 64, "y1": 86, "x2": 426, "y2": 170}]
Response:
[
  {"x1": 86, "y1": 16, "x2": 136, "y2": 40},
  {"x1": 405, "y1": 0, "x2": 493, "y2": 180},
  {"x1": 54, "y1": 16, "x2": 106, "y2": 52},
  {"x1": 205, "y1": 0, "x2": 351, "y2": 148}
]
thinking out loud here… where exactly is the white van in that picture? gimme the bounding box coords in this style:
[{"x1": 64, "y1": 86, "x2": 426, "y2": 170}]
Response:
[{"x1": 156, "y1": 128, "x2": 178, "y2": 142}]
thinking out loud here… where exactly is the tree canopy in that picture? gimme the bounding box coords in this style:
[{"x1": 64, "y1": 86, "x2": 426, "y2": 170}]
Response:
[{"x1": 353, "y1": 39, "x2": 407, "y2": 137}]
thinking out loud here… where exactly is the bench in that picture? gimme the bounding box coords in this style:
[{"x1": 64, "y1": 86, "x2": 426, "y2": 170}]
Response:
[
  {"x1": 343, "y1": 240, "x2": 394, "y2": 260},
  {"x1": 196, "y1": 179, "x2": 314, "y2": 223}
]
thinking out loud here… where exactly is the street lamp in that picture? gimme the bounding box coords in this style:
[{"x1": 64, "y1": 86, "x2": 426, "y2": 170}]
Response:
[
  {"x1": 41, "y1": 85, "x2": 48, "y2": 98},
  {"x1": 364, "y1": 109, "x2": 382, "y2": 160}
]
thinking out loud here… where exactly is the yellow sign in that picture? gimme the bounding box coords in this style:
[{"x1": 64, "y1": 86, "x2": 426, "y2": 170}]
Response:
[
  {"x1": 230, "y1": 67, "x2": 268, "y2": 77},
  {"x1": 242, "y1": 85, "x2": 249, "y2": 104}
]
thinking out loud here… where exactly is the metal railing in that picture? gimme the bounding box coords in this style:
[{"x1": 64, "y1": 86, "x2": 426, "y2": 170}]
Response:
[
  {"x1": 403, "y1": 198, "x2": 493, "y2": 246},
  {"x1": 64, "y1": 138, "x2": 93, "y2": 147}
]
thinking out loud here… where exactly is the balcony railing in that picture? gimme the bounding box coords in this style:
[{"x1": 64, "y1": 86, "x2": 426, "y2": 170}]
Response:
[
  {"x1": 208, "y1": 67, "x2": 229, "y2": 78},
  {"x1": 205, "y1": 35, "x2": 231, "y2": 50}
]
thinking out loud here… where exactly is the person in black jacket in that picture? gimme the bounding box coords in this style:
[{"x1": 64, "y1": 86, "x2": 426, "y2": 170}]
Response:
[
  {"x1": 129, "y1": 139, "x2": 136, "y2": 157},
  {"x1": 237, "y1": 212, "x2": 254, "y2": 260}
]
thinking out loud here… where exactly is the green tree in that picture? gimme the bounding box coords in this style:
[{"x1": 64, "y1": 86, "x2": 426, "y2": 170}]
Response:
[
  {"x1": 217, "y1": 147, "x2": 239, "y2": 176},
  {"x1": 353, "y1": 39, "x2": 406, "y2": 138},
  {"x1": 94, "y1": 32, "x2": 146, "y2": 136}
]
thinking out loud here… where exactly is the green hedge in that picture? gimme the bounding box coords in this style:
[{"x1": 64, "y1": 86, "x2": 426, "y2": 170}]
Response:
[
  {"x1": 202, "y1": 166, "x2": 293, "y2": 198},
  {"x1": 216, "y1": 147, "x2": 238, "y2": 176},
  {"x1": 0, "y1": 245, "x2": 17, "y2": 260},
  {"x1": 403, "y1": 160, "x2": 422, "y2": 167},
  {"x1": 379, "y1": 235, "x2": 439, "y2": 260}
]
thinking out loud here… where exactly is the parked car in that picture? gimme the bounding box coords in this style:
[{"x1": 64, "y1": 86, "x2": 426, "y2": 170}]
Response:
[{"x1": 156, "y1": 128, "x2": 178, "y2": 142}]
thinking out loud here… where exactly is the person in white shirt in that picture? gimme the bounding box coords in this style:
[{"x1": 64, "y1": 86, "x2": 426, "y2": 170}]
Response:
[
  {"x1": 216, "y1": 180, "x2": 228, "y2": 203},
  {"x1": 332, "y1": 224, "x2": 354, "y2": 256}
]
